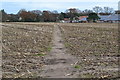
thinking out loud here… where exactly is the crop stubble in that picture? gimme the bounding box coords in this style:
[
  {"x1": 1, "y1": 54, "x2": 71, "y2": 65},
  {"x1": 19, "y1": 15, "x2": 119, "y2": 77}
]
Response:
[
  {"x1": 2, "y1": 23, "x2": 54, "y2": 78},
  {"x1": 60, "y1": 23, "x2": 119, "y2": 78},
  {"x1": 1, "y1": 22, "x2": 119, "y2": 78}
]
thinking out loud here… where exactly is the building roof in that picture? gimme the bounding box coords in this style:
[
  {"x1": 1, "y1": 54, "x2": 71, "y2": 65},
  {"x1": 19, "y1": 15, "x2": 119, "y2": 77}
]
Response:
[
  {"x1": 99, "y1": 14, "x2": 120, "y2": 21},
  {"x1": 78, "y1": 16, "x2": 88, "y2": 21},
  {"x1": 64, "y1": 18, "x2": 70, "y2": 21},
  {"x1": 108, "y1": 14, "x2": 120, "y2": 20},
  {"x1": 99, "y1": 15, "x2": 109, "y2": 21}
]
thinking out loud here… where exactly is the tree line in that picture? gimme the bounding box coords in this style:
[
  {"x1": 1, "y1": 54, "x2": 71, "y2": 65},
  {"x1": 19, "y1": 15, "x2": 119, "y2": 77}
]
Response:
[{"x1": 0, "y1": 6, "x2": 117, "y2": 22}]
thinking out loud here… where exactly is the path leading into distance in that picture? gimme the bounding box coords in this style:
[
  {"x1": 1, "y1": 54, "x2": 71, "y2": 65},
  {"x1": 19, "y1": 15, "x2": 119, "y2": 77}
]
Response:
[{"x1": 40, "y1": 24, "x2": 79, "y2": 78}]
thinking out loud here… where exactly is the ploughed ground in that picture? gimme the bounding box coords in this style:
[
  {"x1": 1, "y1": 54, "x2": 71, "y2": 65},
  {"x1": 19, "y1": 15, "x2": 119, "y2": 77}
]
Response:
[
  {"x1": 60, "y1": 23, "x2": 119, "y2": 78},
  {"x1": 2, "y1": 23, "x2": 54, "y2": 78},
  {"x1": 40, "y1": 24, "x2": 79, "y2": 78},
  {"x1": 2, "y1": 23, "x2": 119, "y2": 78}
]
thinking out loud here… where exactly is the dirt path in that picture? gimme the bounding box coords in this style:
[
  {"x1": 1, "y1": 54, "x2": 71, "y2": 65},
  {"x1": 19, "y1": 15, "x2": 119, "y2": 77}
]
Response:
[{"x1": 40, "y1": 24, "x2": 79, "y2": 78}]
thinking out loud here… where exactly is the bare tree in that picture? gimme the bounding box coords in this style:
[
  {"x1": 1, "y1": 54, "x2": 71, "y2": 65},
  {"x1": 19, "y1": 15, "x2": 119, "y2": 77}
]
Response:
[
  {"x1": 17, "y1": 9, "x2": 26, "y2": 15},
  {"x1": 0, "y1": 9, "x2": 8, "y2": 22},
  {"x1": 103, "y1": 7, "x2": 114, "y2": 14},
  {"x1": 19, "y1": 10, "x2": 37, "y2": 22},
  {"x1": 30, "y1": 10, "x2": 42, "y2": 16},
  {"x1": 65, "y1": 8, "x2": 79, "y2": 13},
  {"x1": 66, "y1": 8, "x2": 80, "y2": 23},
  {"x1": 83, "y1": 9, "x2": 93, "y2": 14},
  {"x1": 52, "y1": 10, "x2": 58, "y2": 14},
  {"x1": 42, "y1": 11, "x2": 51, "y2": 22},
  {"x1": 93, "y1": 6, "x2": 103, "y2": 13}
]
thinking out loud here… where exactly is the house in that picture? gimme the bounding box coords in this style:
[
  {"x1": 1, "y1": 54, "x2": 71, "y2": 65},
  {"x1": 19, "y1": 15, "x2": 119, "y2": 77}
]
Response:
[
  {"x1": 60, "y1": 18, "x2": 70, "y2": 23},
  {"x1": 78, "y1": 16, "x2": 88, "y2": 23},
  {"x1": 99, "y1": 14, "x2": 120, "y2": 23},
  {"x1": 60, "y1": 16, "x2": 88, "y2": 23}
]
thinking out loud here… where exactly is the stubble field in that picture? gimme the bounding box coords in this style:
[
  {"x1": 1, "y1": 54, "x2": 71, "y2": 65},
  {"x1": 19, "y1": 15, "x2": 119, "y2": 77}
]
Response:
[
  {"x1": 60, "y1": 23, "x2": 119, "y2": 78},
  {"x1": 1, "y1": 22, "x2": 119, "y2": 78},
  {"x1": 2, "y1": 23, "x2": 54, "y2": 78}
]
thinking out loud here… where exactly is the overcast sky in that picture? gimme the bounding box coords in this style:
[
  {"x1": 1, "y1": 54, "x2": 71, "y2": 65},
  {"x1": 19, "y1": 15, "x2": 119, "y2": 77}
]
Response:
[{"x1": 0, "y1": 0, "x2": 120, "y2": 14}]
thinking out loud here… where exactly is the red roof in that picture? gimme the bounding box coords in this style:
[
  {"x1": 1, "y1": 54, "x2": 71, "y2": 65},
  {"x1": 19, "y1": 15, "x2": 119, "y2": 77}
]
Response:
[
  {"x1": 78, "y1": 16, "x2": 88, "y2": 20},
  {"x1": 64, "y1": 18, "x2": 70, "y2": 21}
]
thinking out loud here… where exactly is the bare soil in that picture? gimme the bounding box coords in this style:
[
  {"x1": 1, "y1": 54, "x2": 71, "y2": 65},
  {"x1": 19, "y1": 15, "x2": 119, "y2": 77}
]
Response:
[
  {"x1": 1, "y1": 22, "x2": 119, "y2": 78},
  {"x1": 60, "y1": 23, "x2": 119, "y2": 78},
  {"x1": 40, "y1": 24, "x2": 79, "y2": 78},
  {"x1": 2, "y1": 23, "x2": 54, "y2": 78}
]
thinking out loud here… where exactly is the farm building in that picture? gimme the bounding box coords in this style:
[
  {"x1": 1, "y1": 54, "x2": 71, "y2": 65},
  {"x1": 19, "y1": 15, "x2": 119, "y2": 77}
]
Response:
[{"x1": 99, "y1": 14, "x2": 120, "y2": 23}]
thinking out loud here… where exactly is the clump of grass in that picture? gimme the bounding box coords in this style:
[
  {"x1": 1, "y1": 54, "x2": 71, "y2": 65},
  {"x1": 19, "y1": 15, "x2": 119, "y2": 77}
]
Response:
[
  {"x1": 64, "y1": 43, "x2": 71, "y2": 47},
  {"x1": 74, "y1": 65, "x2": 81, "y2": 69},
  {"x1": 47, "y1": 47, "x2": 52, "y2": 52},
  {"x1": 34, "y1": 53, "x2": 46, "y2": 56},
  {"x1": 40, "y1": 48, "x2": 45, "y2": 52},
  {"x1": 81, "y1": 73, "x2": 94, "y2": 78}
]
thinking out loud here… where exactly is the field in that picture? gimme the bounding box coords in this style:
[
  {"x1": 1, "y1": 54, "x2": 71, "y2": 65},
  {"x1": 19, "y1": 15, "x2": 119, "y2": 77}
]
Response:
[
  {"x1": 1, "y1": 22, "x2": 119, "y2": 78},
  {"x1": 2, "y1": 23, "x2": 54, "y2": 78},
  {"x1": 60, "y1": 23, "x2": 119, "y2": 78}
]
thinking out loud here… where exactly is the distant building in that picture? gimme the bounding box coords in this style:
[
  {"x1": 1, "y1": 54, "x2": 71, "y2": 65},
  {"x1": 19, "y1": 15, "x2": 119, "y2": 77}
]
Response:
[
  {"x1": 99, "y1": 14, "x2": 120, "y2": 23},
  {"x1": 78, "y1": 16, "x2": 88, "y2": 23},
  {"x1": 60, "y1": 18, "x2": 70, "y2": 23},
  {"x1": 98, "y1": 15, "x2": 109, "y2": 22}
]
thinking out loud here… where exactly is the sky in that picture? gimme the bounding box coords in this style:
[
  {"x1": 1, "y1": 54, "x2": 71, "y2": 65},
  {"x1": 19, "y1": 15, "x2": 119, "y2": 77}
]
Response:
[{"x1": 0, "y1": 0, "x2": 120, "y2": 14}]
